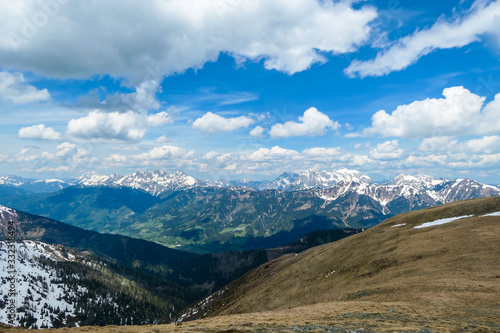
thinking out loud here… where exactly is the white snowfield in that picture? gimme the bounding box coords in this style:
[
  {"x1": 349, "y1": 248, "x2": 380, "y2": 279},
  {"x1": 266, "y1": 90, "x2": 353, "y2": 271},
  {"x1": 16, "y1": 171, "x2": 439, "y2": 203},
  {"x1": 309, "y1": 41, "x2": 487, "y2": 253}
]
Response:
[
  {"x1": 0, "y1": 204, "x2": 18, "y2": 220},
  {"x1": 483, "y1": 211, "x2": 500, "y2": 217},
  {"x1": 414, "y1": 215, "x2": 474, "y2": 229},
  {"x1": 414, "y1": 211, "x2": 500, "y2": 229},
  {"x1": 0, "y1": 241, "x2": 80, "y2": 328}
]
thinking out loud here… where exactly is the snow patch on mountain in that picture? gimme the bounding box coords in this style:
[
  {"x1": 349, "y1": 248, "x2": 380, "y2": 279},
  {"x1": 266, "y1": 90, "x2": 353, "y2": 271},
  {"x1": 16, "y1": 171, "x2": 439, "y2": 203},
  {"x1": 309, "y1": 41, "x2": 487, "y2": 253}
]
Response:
[
  {"x1": 0, "y1": 241, "x2": 87, "y2": 328},
  {"x1": 414, "y1": 215, "x2": 474, "y2": 229},
  {"x1": 0, "y1": 204, "x2": 18, "y2": 220},
  {"x1": 483, "y1": 211, "x2": 500, "y2": 217}
]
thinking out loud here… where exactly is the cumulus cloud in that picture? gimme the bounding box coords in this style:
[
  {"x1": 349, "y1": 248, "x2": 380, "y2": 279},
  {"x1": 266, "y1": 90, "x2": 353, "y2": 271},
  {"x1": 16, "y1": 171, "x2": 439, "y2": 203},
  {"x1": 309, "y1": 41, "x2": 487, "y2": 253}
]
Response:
[
  {"x1": 370, "y1": 140, "x2": 404, "y2": 160},
  {"x1": 303, "y1": 147, "x2": 344, "y2": 158},
  {"x1": 269, "y1": 107, "x2": 340, "y2": 139},
  {"x1": 67, "y1": 111, "x2": 146, "y2": 142},
  {"x1": 104, "y1": 154, "x2": 127, "y2": 164},
  {"x1": 361, "y1": 86, "x2": 500, "y2": 138},
  {"x1": 419, "y1": 136, "x2": 458, "y2": 152},
  {"x1": 66, "y1": 110, "x2": 173, "y2": 142},
  {"x1": 462, "y1": 135, "x2": 500, "y2": 153},
  {"x1": 147, "y1": 111, "x2": 174, "y2": 126},
  {"x1": 155, "y1": 135, "x2": 169, "y2": 143},
  {"x1": 349, "y1": 155, "x2": 374, "y2": 167},
  {"x1": 345, "y1": 1, "x2": 500, "y2": 77},
  {"x1": 250, "y1": 126, "x2": 265, "y2": 138},
  {"x1": 9, "y1": 143, "x2": 97, "y2": 173},
  {"x1": 74, "y1": 79, "x2": 162, "y2": 113},
  {"x1": 18, "y1": 124, "x2": 61, "y2": 140},
  {"x1": 0, "y1": 0, "x2": 377, "y2": 82},
  {"x1": 0, "y1": 71, "x2": 50, "y2": 104},
  {"x1": 244, "y1": 146, "x2": 301, "y2": 161},
  {"x1": 132, "y1": 145, "x2": 195, "y2": 160},
  {"x1": 404, "y1": 154, "x2": 448, "y2": 167},
  {"x1": 192, "y1": 112, "x2": 254, "y2": 134},
  {"x1": 422, "y1": 135, "x2": 500, "y2": 154},
  {"x1": 55, "y1": 142, "x2": 77, "y2": 157}
]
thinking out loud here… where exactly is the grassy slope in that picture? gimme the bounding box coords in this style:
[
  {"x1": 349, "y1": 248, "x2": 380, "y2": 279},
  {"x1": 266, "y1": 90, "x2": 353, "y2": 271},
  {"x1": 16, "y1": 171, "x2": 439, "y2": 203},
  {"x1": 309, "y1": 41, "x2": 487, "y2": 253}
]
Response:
[{"x1": 205, "y1": 197, "x2": 500, "y2": 315}]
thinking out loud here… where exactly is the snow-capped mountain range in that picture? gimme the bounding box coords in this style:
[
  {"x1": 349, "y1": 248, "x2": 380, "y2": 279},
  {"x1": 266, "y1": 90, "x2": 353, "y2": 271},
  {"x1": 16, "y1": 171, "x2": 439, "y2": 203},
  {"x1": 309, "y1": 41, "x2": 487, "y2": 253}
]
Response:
[
  {"x1": 75, "y1": 170, "x2": 201, "y2": 196},
  {"x1": 0, "y1": 176, "x2": 69, "y2": 193},
  {"x1": 1, "y1": 169, "x2": 499, "y2": 205}
]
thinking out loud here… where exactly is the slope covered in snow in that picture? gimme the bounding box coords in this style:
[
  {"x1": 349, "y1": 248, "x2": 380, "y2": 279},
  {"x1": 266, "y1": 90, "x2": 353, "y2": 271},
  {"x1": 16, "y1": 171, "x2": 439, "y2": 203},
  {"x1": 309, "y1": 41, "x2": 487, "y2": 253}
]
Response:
[
  {"x1": 0, "y1": 241, "x2": 85, "y2": 328},
  {"x1": 0, "y1": 204, "x2": 18, "y2": 220},
  {"x1": 0, "y1": 239, "x2": 181, "y2": 329}
]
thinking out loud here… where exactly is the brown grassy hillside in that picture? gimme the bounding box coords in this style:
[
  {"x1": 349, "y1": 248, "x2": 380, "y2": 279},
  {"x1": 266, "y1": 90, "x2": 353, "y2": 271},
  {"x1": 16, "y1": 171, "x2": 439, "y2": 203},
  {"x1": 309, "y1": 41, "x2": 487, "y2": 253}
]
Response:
[
  {"x1": 1, "y1": 197, "x2": 499, "y2": 332},
  {"x1": 201, "y1": 196, "x2": 500, "y2": 316}
]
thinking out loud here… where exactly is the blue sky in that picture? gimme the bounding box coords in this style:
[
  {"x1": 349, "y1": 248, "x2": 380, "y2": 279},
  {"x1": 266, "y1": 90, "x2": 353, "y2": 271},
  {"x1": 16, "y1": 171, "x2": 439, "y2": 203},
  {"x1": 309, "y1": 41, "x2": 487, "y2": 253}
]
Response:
[{"x1": 1, "y1": 0, "x2": 500, "y2": 183}]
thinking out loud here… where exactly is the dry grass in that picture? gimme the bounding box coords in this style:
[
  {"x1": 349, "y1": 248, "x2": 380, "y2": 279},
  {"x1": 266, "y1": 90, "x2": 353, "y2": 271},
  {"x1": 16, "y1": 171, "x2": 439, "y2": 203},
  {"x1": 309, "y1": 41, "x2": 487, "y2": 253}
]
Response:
[
  {"x1": 2, "y1": 197, "x2": 500, "y2": 332},
  {"x1": 1, "y1": 300, "x2": 498, "y2": 332}
]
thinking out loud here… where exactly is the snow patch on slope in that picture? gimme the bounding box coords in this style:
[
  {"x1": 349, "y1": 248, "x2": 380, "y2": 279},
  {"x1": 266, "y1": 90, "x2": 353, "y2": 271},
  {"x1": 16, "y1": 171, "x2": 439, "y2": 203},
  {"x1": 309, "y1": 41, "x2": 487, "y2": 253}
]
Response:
[
  {"x1": 414, "y1": 215, "x2": 474, "y2": 229},
  {"x1": 0, "y1": 204, "x2": 18, "y2": 220},
  {"x1": 0, "y1": 241, "x2": 83, "y2": 328}
]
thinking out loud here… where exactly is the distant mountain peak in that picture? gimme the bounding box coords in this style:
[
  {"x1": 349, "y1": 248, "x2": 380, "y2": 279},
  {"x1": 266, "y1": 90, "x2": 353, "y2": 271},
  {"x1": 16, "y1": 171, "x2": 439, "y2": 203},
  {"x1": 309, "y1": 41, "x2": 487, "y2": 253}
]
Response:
[
  {"x1": 271, "y1": 168, "x2": 371, "y2": 191},
  {"x1": 389, "y1": 174, "x2": 447, "y2": 188}
]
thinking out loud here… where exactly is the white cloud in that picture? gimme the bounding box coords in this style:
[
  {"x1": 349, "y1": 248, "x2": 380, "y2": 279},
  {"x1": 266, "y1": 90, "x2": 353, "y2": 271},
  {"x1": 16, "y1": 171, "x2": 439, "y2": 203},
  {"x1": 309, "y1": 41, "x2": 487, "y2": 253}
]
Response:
[
  {"x1": 404, "y1": 154, "x2": 447, "y2": 167},
  {"x1": 147, "y1": 111, "x2": 173, "y2": 126},
  {"x1": 0, "y1": 1, "x2": 376, "y2": 82},
  {"x1": 75, "y1": 79, "x2": 162, "y2": 113},
  {"x1": 244, "y1": 146, "x2": 300, "y2": 161},
  {"x1": 104, "y1": 154, "x2": 127, "y2": 164},
  {"x1": 18, "y1": 124, "x2": 61, "y2": 140},
  {"x1": 67, "y1": 111, "x2": 146, "y2": 142},
  {"x1": 462, "y1": 136, "x2": 500, "y2": 154},
  {"x1": 349, "y1": 155, "x2": 374, "y2": 167},
  {"x1": 269, "y1": 107, "x2": 340, "y2": 138},
  {"x1": 370, "y1": 140, "x2": 404, "y2": 160},
  {"x1": 250, "y1": 126, "x2": 265, "y2": 138},
  {"x1": 419, "y1": 136, "x2": 458, "y2": 152},
  {"x1": 55, "y1": 142, "x2": 77, "y2": 157},
  {"x1": 303, "y1": 147, "x2": 344, "y2": 158},
  {"x1": 361, "y1": 86, "x2": 500, "y2": 138},
  {"x1": 302, "y1": 147, "x2": 352, "y2": 164},
  {"x1": 345, "y1": 1, "x2": 500, "y2": 77},
  {"x1": 203, "y1": 151, "x2": 221, "y2": 160},
  {"x1": 132, "y1": 145, "x2": 195, "y2": 160},
  {"x1": 72, "y1": 148, "x2": 97, "y2": 164},
  {"x1": 35, "y1": 166, "x2": 71, "y2": 173},
  {"x1": 9, "y1": 143, "x2": 98, "y2": 173},
  {"x1": 155, "y1": 135, "x2": 169, "y2": 143},
  {"x1": 67, "y1": 109, "x2": 173, "y2": 142},
  {"x1": 0, "y1": 71, "x2": 50, "y2": 104},
  {"x1": 192, "y1": 112, "x2": 254, "y2": 134}
]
